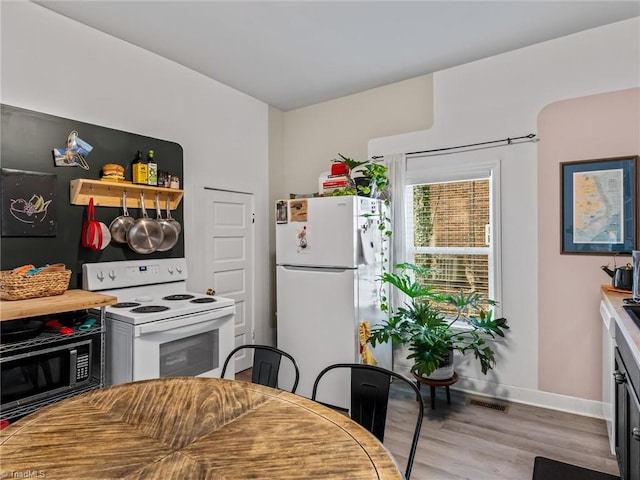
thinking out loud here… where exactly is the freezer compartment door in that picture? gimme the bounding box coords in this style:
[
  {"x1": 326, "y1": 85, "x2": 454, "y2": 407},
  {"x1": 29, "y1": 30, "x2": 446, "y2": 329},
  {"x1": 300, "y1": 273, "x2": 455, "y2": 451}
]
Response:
[
  {"x1": 276, "y1": 265, "x2": 358, "y2": 409},
  {"x1": 276, "y1": 196, "x2": 359, "y2": 268}
]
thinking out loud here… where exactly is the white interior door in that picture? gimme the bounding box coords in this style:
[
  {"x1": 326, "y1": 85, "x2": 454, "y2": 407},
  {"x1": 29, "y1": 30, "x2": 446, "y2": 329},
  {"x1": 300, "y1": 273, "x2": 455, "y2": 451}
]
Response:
[{"x1": 203, "y1": 188, "x2": 254, "y2": 373}]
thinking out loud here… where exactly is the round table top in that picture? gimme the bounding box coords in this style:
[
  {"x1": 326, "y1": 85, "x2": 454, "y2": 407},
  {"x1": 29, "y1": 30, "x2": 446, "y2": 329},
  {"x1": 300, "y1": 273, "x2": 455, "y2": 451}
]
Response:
[{"x1": 0, "y1": 377, "x2": 403, "y2": 479}]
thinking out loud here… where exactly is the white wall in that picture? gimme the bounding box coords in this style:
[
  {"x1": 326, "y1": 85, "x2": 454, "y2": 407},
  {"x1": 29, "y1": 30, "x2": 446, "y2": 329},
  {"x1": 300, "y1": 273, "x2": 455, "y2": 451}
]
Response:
[
  {"x1": 268, "y1": 106, "x2": 285, "y2": 341},
  {"x1": 370, "y1": 18, "x2": 640, "y2": 416},
  {"x1": 277, "y1": 75, "x2": 434, "y2": 199},
  {"x1": 1, "y1": 1, "x2": 271, "y2": 344}
]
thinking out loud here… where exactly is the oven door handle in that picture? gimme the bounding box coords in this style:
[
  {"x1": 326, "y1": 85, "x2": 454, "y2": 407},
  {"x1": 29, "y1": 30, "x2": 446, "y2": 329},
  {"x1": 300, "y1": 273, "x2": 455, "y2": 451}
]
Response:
[{"x1": 136, "y1": 305, "x2": 235, "y2": 335}]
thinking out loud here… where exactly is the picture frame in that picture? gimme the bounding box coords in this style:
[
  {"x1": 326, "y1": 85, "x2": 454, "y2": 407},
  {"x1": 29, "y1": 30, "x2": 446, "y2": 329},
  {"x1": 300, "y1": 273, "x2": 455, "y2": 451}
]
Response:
[
  {"x1": 561, "y1": 156, "x2": 638, "y2": 255},
  {"x1": 1, "y1": 168, "x2": 57, "y2": 237},
  {"x1": 276, "y1": 200, "x2": 288, "y2": 224}
]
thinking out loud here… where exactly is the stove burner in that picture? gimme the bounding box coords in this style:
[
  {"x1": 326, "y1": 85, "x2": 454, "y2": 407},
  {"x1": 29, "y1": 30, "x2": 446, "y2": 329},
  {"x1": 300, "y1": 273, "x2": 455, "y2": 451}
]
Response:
[
  {"x1": 112, "y1": 302, "x2": 141, "y2": 308},
  {"x1": 163, "y1": 294, "x2": 196, "y2": 301},
  {"x1": 190, "y1": 297, "x2": 217, "y2": 304},
  {"x1": 131, "y1": 305, "x2": 171, "y2": 314}
]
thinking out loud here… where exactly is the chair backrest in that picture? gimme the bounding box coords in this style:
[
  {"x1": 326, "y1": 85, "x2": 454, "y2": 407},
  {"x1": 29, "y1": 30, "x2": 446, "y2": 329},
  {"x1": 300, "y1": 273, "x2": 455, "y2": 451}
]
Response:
[
  {"x1": 311, "y1": 363, "x2": 424, "y2": 479},
  {"x1": 221, "y1": 344, "x2": 300, "y2": 393}
]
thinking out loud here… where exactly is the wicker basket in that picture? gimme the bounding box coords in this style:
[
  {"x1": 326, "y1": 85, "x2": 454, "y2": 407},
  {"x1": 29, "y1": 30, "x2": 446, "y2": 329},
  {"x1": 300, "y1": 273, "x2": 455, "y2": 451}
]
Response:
[{"x1": 0, "y1": 269, "x2": 72, "y2": 301}]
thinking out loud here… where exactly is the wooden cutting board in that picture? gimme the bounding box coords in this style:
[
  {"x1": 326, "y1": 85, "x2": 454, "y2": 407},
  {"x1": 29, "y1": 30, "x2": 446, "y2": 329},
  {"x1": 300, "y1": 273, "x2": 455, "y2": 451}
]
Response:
[{"x1": 604, "y1": 285, "x2": 632, "y2": 294}]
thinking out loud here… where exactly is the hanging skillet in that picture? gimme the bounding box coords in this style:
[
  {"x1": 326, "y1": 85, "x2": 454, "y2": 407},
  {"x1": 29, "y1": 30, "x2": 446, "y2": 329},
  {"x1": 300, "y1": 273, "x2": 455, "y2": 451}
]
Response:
[
  {"x1": 127, "y1": 192, "x2": 164, "y2": 254},
  {"x1": 154, "y1": 193, "x2": 179, "y2": 252},
  {"x1": 166, "y1": 197, "x2": 181, "y2": 235},
  {"x1": 109, "y1": 190, "x2": 134, "y2": 244}
]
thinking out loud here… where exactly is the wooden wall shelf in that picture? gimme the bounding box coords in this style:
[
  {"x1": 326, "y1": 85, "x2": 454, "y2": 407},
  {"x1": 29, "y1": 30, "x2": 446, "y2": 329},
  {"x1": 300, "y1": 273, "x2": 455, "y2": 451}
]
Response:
[{"x1": 70, "y1": 179, "x2": 184, "y2": 210}]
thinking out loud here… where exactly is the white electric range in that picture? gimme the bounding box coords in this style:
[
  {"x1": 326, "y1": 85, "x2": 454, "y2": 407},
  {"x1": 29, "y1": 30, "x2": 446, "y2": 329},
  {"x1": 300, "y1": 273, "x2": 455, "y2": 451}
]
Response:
[{"x1": 83, "y1": 258, "x2": 235, "y2": 386}]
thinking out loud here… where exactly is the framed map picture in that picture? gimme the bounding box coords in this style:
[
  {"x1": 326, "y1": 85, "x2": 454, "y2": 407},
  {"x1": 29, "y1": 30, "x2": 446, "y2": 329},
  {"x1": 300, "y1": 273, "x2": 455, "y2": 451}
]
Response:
[{"x1": 561, "y1": 156, "x2": 638, "y2": 254}]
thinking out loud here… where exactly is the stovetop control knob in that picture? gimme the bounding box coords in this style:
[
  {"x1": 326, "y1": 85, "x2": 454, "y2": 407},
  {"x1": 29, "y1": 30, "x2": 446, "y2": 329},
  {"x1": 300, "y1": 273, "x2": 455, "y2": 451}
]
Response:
[
  {"x1": 97, "y1": 270, "x2": 104, "y2": 281},
  {"x1": 108, "y1": 270, "x2": 116, "y2": 280},
  {"x1": 176, "y1": 266, "x2": 183, "y2": 274},
  {"x1": 168, "y1": 266, "x2": 174, "y2": 274}
]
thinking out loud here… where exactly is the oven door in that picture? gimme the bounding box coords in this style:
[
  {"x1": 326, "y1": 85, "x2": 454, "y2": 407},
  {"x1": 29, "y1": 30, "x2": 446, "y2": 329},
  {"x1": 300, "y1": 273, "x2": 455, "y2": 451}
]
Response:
[{"x1": 107, "y1": 305, "x2": 234, "y2": 386}]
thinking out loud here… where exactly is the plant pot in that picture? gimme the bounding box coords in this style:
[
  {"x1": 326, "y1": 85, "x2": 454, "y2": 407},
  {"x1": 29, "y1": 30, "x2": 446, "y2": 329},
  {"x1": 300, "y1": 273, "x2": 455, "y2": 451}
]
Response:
[
  {"x1": 423, "y1": 349, "x2": 454, "y2": 381},
  {"x1": 353, "y1": 177, "x2": 375, "y2": 197}
]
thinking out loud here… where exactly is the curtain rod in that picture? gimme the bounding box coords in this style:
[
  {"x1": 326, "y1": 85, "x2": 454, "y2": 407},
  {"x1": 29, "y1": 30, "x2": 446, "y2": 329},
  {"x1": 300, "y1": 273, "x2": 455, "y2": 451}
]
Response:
[{"x1": 371, "y1": 133, "x2": 538, "y2": 160}]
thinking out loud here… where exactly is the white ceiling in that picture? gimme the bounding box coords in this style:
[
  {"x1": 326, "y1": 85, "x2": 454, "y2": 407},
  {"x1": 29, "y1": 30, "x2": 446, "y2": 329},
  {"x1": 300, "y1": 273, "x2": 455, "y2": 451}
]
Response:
[{"x1": 35, "y1": 1, "x2": 640, "y2": 111}]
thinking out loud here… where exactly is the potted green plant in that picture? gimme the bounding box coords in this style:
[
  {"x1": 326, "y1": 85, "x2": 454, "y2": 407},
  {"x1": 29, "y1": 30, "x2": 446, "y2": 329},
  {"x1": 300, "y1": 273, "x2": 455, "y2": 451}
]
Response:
[
  {"x1": 328, "y1": 154, "x2": 392, "y2": 266},
  {"x1": 369, "y1": 263, "x2": 509, "y2": 379},
  {"x1": 330, "y1": 153, "x2": 389, "y2": 199}
]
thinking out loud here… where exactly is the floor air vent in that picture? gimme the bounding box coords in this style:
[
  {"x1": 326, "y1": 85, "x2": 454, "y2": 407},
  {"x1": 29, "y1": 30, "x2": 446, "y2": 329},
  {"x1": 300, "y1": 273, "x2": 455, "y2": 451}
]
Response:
[{"x1": 466, "y1": 397, "x2": 509, "y2": 413}]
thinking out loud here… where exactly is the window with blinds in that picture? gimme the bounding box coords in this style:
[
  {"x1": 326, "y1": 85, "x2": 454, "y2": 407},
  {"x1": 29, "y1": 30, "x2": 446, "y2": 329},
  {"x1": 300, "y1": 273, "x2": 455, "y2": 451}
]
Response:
[{"x1": 406, "y1": 177, "x2": 494, "y2": 315}]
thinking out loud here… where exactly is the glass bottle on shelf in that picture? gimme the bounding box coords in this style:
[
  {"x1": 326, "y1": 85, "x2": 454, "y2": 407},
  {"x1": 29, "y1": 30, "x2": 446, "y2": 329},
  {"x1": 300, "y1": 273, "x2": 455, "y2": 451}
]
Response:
[
  {"x1": 147, "y1": 150, "x2": 157, "y2": 186},
  {"x1": 132, "y1": 150, "x2": 148, "y2": 185}
]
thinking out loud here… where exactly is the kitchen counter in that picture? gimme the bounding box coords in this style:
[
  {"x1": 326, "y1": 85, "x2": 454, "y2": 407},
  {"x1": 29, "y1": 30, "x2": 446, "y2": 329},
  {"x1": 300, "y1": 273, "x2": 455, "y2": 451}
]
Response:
[
  {"x1": 601, "y1": 286, "x2": 640, "y2": 368},
  {"x1": 0, "y1": 377, "x2": 403, "y2": 479},
  {"x1": 0, "y1": 289, "x2": 117, "y2": 321}
]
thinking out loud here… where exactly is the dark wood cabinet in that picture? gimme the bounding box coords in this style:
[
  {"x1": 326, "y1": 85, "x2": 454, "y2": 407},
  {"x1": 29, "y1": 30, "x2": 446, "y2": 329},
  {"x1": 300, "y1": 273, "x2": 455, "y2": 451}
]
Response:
[
  {"x1": 614, "y1": 325, "x2": 640, "y2": 480},
  {"x1": 630, "y1": 389, "x2": 640, "y2": 480}
]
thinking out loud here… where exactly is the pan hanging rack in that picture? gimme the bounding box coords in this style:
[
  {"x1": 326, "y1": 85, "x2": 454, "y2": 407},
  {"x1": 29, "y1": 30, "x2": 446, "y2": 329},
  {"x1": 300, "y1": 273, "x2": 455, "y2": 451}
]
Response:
[{"x1": 69, "y1": 179, "x2": 183, "y2": 210}]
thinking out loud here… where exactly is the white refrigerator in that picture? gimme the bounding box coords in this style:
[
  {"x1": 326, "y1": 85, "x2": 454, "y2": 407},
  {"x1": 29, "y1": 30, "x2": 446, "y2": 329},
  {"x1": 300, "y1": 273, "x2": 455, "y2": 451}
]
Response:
[{"x1": 275, "y1": 196, "x2": 392, "y2": 409}]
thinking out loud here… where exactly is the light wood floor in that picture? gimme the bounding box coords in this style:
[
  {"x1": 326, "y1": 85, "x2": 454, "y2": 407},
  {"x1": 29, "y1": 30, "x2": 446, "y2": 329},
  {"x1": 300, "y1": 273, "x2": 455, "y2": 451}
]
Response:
[
  {"x1": 235, "y1": 370, "x2": 620, "y2": 480},
  {"x1": 385, "y1": 383, "x2": 619, "y2": 480}
]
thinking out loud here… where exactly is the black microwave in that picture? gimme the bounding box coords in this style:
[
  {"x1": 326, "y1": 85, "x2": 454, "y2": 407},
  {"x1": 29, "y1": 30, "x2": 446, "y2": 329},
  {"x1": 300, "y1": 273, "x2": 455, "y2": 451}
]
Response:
[{"x1": 1, "y1": 337, "x2": 94, "y2": 410}]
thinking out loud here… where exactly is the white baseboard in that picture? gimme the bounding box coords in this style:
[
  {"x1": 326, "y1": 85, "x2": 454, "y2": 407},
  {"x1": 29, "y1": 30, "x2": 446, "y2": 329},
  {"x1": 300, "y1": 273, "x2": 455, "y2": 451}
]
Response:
[
  {"x1": 391, "y1": 355, "x2": 604, "y2": 419},
  {"x1": 453, "y1": 375, "x2": 605, "y2": 419}
]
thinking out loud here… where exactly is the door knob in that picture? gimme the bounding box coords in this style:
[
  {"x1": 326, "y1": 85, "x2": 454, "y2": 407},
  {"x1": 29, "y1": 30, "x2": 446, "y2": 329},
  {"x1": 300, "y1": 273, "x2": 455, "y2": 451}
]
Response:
[{"x1": 632, "y1": 427, "x2": 640, "y2": 441}]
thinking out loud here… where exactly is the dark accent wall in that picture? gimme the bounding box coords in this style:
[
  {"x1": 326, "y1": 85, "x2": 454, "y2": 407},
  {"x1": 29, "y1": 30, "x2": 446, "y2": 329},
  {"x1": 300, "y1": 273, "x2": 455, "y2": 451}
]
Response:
[{"x1": 0, "y1": 104, "x2": 184, "y2": 288}]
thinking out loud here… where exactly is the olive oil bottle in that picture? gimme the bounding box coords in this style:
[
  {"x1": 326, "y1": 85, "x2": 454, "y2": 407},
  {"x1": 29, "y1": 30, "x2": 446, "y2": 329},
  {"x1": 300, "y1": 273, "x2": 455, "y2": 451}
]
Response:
[
  {"x1": 132, "y1": 150, "x2": 148, "y2": 185},
  {"x1": 147, "y1": 150, "x2": 158, "y2": 186}
]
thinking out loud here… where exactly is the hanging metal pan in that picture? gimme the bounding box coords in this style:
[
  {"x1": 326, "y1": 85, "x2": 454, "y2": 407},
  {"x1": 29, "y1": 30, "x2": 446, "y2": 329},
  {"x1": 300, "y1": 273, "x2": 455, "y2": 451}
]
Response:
[
  {"x1": 109, "y1": 190, "x2": 134, "y2": 244},
  {"x1": 154, "y1": 193, "x2": 179, "y2": 252},
  {"x1": 127, "y1": 192, "x2": 164, "y2": 254},
  {"x1": 166, "y1": 197, "x2": 181, "y2": 235}
]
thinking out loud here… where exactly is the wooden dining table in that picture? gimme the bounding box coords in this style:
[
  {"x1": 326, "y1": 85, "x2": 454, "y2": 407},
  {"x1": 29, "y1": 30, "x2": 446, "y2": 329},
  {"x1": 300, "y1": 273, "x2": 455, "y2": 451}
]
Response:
[{"x1": 0, "y1": 377, "x2": 403, "y2": 479}]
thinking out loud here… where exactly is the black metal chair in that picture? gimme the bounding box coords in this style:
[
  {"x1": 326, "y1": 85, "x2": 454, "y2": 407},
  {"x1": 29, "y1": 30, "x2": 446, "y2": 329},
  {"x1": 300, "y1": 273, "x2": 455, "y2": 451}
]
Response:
[
  {"x1": 221, "y1": 344, "x2": 300, "y2": 393},
  {"x1": 311, "y1": 363, "x2": 424, "y2": 479}
]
